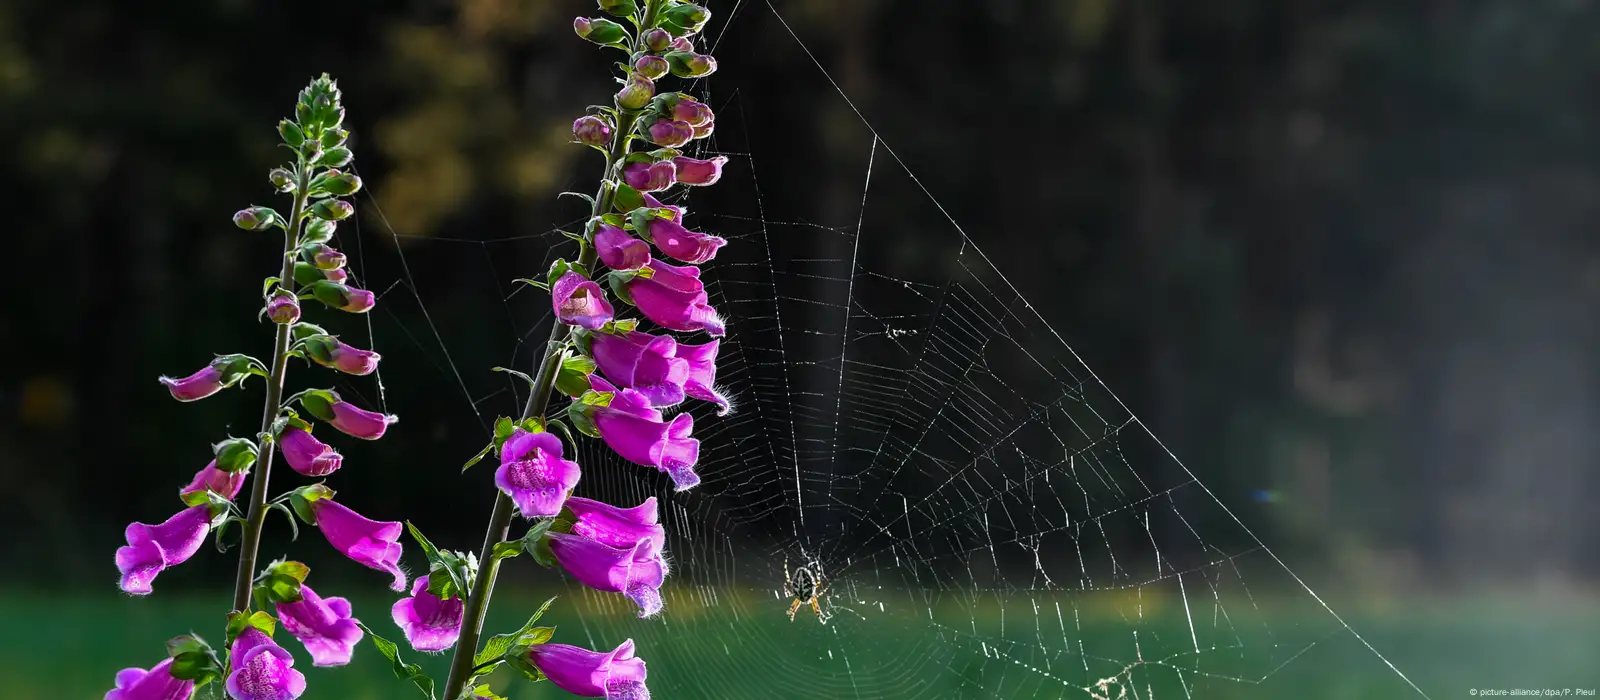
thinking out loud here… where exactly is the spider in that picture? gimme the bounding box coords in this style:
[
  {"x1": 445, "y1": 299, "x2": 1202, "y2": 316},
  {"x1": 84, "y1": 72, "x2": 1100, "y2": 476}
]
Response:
[{"x1": 783, "y1": 555, "x2": 831, "y2": 624}]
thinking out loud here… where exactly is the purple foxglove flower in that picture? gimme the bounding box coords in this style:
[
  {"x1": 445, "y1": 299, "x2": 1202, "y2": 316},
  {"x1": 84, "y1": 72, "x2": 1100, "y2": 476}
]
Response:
[
  {"x1": 590, "y1": 330, "x2": 688, "y2": 407},
  {"x1": 280, "y1": 427, "x2": 343, "y2": 477},
  {"x1": 327, "y1": 400, "x2": 397, "y2": 440},
  {"x1": 622, "y1": 160, "x2": 676, "y2": 193},
  {"x1": 226, "y1": 628, "x2": 306, "y2": 700},
  {"x1": 667, "y1": 95, "x2": 714, "y2": 127},
  {"x1": 641, "y1": 216, "x2": 725, "y2": 265},
  {"x1": 547, "y1": 532, "x2": 666, "y2": 618},
  {"x1": 625, "y1": 261, "x2": 725, "y2": 337},
  {"x1": 305, "y1": 335, "x2": 381, "y2": 376},
  {"x1": 105, "y1": 657, "x2": 194, "y2": 700},
  {"x1": 313, "y1": 499, "x2": 406, "y2": 591},
  {"x1": 588, "y1": 376, "x2": 700, "y2": 490},
  {"x1": 644, "y1": 119, "x2": 693, "y2": 148},
  {"x1": 526, "y1": 639, "x2": 649, "y2": 700},
  {"x1": 266, "y1": 294, "x2": 300, "y2": 324},
  {"x1": 178, "y1": 459, "x2": 246, "y2": 501},
  {"x1": 309, "y1": 245, "x2": 346, "y2": 270},
  {"x1": 159, "y1": 365, "x2": 224, "y2": 402},
  {"x1": 691, "y1": 122, "x2": 714, "y2": 140},
  {"x1": 115, "y1": 504, "x2": 213, "y2": 595},
  {"x1": 323, "y1": 268, "x2": 349, "y2": 284},
  {"x1": 677, "y1": 339, "x2": 731, "y2": 415},
  {"x1": 633, "y1": 54, "x2": 668, "y2": 80},
  {"x1": 573, "y1": 115, "x2": 612, "y2": 147},
  {"x1": 390, "y1": 577, "x2": 464, "y2": 652},
  {"x1": 340, "y1": 286, "x2": 375, "y2": 313},
  {"x1": 566, "y1": 496, "x2": 666, "y2": 552},
  {"x1": 672, "y1": 156, "x2": 725, "y2": 186},
  {"x1": 496, "y1": 429, "x2": 581, "y2": 518},
  {"x1": 595, "y1": 223, "x2": 650, "y2": 271},
  {"x1": 553, "y1": 270, "x2": 614, "y2": 330},
  {"x1": 276, "y1": 584, "x2": 363, "y2": 667}
]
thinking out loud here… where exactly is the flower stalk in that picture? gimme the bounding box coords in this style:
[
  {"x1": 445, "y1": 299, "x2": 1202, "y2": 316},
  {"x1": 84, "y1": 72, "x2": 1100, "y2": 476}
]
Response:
[{"x1": 232, "y1": 158, "x2": 311, "y2": 612}]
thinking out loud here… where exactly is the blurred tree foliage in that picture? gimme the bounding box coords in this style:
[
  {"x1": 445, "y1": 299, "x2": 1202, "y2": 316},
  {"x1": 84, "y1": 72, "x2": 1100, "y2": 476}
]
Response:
[{"x1": 3, "y1": 0, "x2": 1597, "y2": 590}]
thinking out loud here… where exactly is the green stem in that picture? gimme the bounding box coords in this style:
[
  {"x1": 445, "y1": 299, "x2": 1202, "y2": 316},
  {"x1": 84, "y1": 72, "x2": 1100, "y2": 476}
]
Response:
[
  {"x1": 441, "y1": 108, "x2": 640, "y2": 700},
  {"x1": 231, "y1": 160, "x2": 310, "y2": 612}
]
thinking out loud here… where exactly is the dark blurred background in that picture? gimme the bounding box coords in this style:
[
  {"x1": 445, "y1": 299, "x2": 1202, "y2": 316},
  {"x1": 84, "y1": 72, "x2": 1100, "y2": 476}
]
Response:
[{"x1": 3, "y1": 0, "x2": 1598, "y2": 697}]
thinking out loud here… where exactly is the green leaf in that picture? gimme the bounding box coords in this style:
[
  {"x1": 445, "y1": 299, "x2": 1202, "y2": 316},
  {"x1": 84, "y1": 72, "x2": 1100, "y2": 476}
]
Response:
[
  {"x1": 567, "y1": 400, "x2": 600, "y2": 439},
  {"x1": 225, "y1": 610, "x2": 277, "y2": 642},
  {"x1": 521, "y1": 519, "x2": 560, "y2": 568},
  {"x1": 407, "y1": 522, "x2": 468, "y2": 600},
  {"x1": 166, "y1": 634, "x2": 224, "y2": 687},
  {"x1": 558, "y1": 191, "x2": 597, "y2": 208},
  {"x1": 358, "y1": 622, "x2": 437, "y2": 699},
  {"x1": 469, "y1": 685, "x2": 506, "y2": 700},
  {"x1": 461, "y1": 442, "x2": 494, "y2": 473},
  {"x1": 271, "y1": 502, "x2": 301, "y2": 541},
  {"x1": 214, "y1": 515, "x2": 238, "y2": 553},
  {"x1": 288, "y1": 483, "x2": 335, "y2": 526},
  {"x1": 472, "y1": 596, "x2": 559, "y2": 669},
  {"x1": 494, "y1": 415, "x2": 516, "y2": 442},
  {"x1": 490, "y1": 539, "x2": 525, "y2": 561},
  {"x1": 254, "y1": 559, "x2": 309, "y2": 604},
  {"x1": 554, "y1": 353, "x2": 599, "y2": 398},
  {"x1": 213, "y1": 437, "x2": 259, "y2": 473},
  {"x1": 607, "y1": 270, "x2": 636, "y2": 306},
  {"x1": 613, "y1": 183, "x2": 645, "y2": 213},
  {"x1": 296, "y1": 388, "x2": 339, "y2": 421}
]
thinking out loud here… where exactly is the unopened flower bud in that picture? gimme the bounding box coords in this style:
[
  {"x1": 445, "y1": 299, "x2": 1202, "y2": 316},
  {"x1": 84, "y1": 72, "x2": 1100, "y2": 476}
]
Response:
[
  {"x1": 304, "y1": 335, "x2": 382, "y2": 376},
  {"x1": 673, "y1": 156, "x2": 726, "y2": 186},
  {"x1": 267, "y1": 293, "x2": 301, "y2": 324},
  {"x1": 661, "y1": 3, "x2": 711, "y2": 36},
  {"x1": 304, "y1": 218, "x2": 337, "y2": 244},
  {"x1": 669, "y1": 37, "x2": 694, "y2": 52},
  {"x1": 622, "y1": 160, "x2": 676, "y2": 193},
  {"x1": 574, "y1": 17, "x2": 627, "y2": 45},
  {"x1": 669, "y1": 95, "x2": 714, "y2": 126},
  {"x1": 597, "y1": 0, "x2": 638, "y2": 17},
  {"x1": 692, "y1": 122, "x2": 714, "y2": 140},
  {"x1": 302, "y1": 243, "x2": 347, "y2": 270},
  {"x1": 279, "y1": 120, "x2": 305, "y2": 148},
  {"x1": 233, "y1": 206, "x2": 278, "y2": 231},
  {"x1": 307, "y1": 280, "x2": 376, "y2": 313},
  {"x1": 324, "y1": 268, "x2": 349, "y2": 284},
  {"x1": 634, "y1": 55, "x2": 669, "y2": 80},
  {"x1": 315, "y1": 147, "x2": 353, "y2": 168},
  {"x1": 615, "y1": 73, "x2": 655, "y2": 111},
  {"x1": 320, "y1": 127, "x2": 349, "y2": 149},
  {"x1": 312, "y1": 199, "x2": 354, "y2": 221},
  {"x1": 573, "y1": 115, "x2": 613, "y2": 147},
  {"x1": 315, "y1": 170, "x2": 363, "y2": 196},
  {"x1": 645, "y1": 119, "x2": 694, "y2": 148},
  {"x1": 665, "y1": 51, "x2": 717, "y2": 78},
  {"x1": 269, "y1": 168, "x2": 295, "y2": 193},
  {"x1": 642, "y1": 28, "x2": 672, "y2": 53}
]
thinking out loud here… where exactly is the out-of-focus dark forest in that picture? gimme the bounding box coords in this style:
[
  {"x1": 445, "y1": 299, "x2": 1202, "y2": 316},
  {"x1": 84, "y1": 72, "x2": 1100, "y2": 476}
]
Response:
[{"x1": 3, "y1": 0, "x2": 1597, "y2": 601}]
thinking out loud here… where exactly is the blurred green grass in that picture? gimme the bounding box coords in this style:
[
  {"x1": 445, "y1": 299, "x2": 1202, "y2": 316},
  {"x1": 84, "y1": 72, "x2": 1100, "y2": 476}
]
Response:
[{"x1": 11, "y1": 588, "x2": 1597, "y2": 699}]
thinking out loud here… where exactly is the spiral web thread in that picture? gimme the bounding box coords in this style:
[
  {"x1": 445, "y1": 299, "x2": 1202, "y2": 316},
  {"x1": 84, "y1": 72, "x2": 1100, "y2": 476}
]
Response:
[{"x1": 332, "y1": 2, "x2": 1433, "y2": 697}]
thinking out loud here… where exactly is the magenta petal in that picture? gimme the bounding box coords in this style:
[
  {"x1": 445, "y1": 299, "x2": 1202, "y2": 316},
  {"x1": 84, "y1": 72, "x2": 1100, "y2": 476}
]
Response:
[
  {"x1": 528, "y1": 640, "x2": 650, "y2": 699},
  {"x1": 327, "y1": 401, "x2": 396, "y2": 440},
  {"x1": 279, "y1": 427, "x2": 343, "y2": 476},
  {"x1": 676, "y1": 339, "x2": 731, "y2": 415},
  {"x1": 645, "y1": 217, "x2": 725, "y2": 264},
  {"x1": 595, "y1": 223, "x2": 652, "y2": 271},
  {"x1": 626, "y1": 262, "x2": 724, "y2": 336},
  {"x1": 548, "y1": 535, "x2": 667, "y2": 618},
  {"x1": 159, "y1": 366, "x2": 224, "y2": 402},
  {"x1": 105, "y1": 658, "x2": 194, "y2": 700},
  {"x1": 116, "y1": 505, "x2": 212, "y2": 595},
  {"x1": 553, "y1": 270, "x2": 615, "y2": 330},
  {"x1": 567, "y1": 497, "x2": 666, "y2": 552},
  {"x1": 495, "y1": 430, "x2": 582, "y2": 518},
  {"x1": 226, "y1": 629, "x2": 306, "y2": 700},
  {"x1": 391, "y1": 577, "x2": 464, "y2": 652},
  {"x1": 591, "y1": 331, "x2": 688, "y2": 408},
  {"x1": 178, "y1": 459, "x2": 246, "y2": 501},
  {"x1": 672, "y1": 155, "x2": 726, "y2": 186},
  {"x1": 314, "y1": 500, "x2": 406, "y2": 591},
  {"x1": 277, "y1": 585, "x2": 364, "y2": 667}
]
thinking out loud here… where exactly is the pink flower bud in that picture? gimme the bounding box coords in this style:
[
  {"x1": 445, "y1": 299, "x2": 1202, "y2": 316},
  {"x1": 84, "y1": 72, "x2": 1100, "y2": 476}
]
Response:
[
  {"x1": 233, "y1": 206, "x2": 277, "y2": 231},
  {"x1": 179, "y1": 459, "x2": 247, "y2": 501},
  {"x1": 670, "y1": 96, "x2": 714, "y2": 126},
  {"x1": 642, "y1": 28, "x2": 672, "y2": 52},
  {"x1": 595, "y1": 223, "x2": 651, "y2": 271},
  {"x1": 645, "y1": 119, "x2": 694, "y2": 148},
  {"x1": 304, "y1": 335, "x2": 381, "y2": 376},
  {"x1": 267, "y1": 294, "x2": 301, "y2": 324},
  {"x1": 634, "y1": 55, "x2": 669, "y2": 80},
  {"x1": 665, "y1": 51, "x2": 717, "y2": 78},
  {"x1": 642, "y1": 216, "x2": 726, "y2": 264},
  {"x1": 327, "y1": 400, "x2": 397, "y2": 440},
  {"x1": 280, "y1": 427, "x2": 343, "y2": 477},
  {"x1": 692, "y1": 122, "x2": 714, "y2": 140},
  {"x1": 622, "y1": 160, "x2": 676, "y2": 193},
  {"x1": 615, "y1": 73, "x2": 654, "y2": 111},
  {"x1": 672, "y1": 156, "x2": 726, "y2": 186},
  {"x1": 572, "y1": 115, "x2": 612, "y2": 147}
]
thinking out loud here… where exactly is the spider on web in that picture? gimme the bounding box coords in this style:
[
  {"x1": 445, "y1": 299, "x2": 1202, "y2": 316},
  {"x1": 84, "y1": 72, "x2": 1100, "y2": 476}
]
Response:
[{"x1": 782, "y1": 554, "x2": 832, "y2": 624}]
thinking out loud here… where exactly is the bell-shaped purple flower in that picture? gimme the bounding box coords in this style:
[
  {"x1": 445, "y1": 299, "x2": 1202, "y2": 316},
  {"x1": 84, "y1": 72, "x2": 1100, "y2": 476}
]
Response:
[
  {"x1": 641, "y1": 216, "x2": 725, "y2": 265},
  {"x1": 668, "y1": 95, "x2": 714, "y2": 127},
  {"x1": 495, "y1": 429, "x2": 581, "y2": 518},
  {"x1": 105, "y1": 658, "x2": 194, "y2": 700},
  {"x1": 590, "y1": 330, "x2": 688, "y2": 408},
  {"x1": 159, "y1": 365, "x2": 224, "y2": 402},
  {"x1": 526, "y1": 639, "x2": 649, "y2": 700},
  {"x1": 547, "y1": 532, "x2": 667, "y2": 618},
  {"x1": 327, "y1": 400, "x2": 397, "y2": 440},
  {"x1": 588, "y1": 376, "x2": 700, "y2": 490},
  {"x1": 313, "y1": 499, "x2": 406, "y2": 591},
  {"x1": 672, "y1": 156, "x2": 725, "y2": 186},
  {"x1": 266, "y1": 295, "x2": 300, "y2": 325},
  {"x1": 305, "y1": 335, "x2": 381, "y2": 376},
  {"x1": 553, "y1": 270, "x2": 614, "y2": 330},
  {"x1": 115, "y1": 504, "x2": 213, "y2": 595},
  {"x1": 276, "y1": 584, "x2": 363, "y2": 667},
  {"x1": 566, "y1": 496, "x2": 666, "y2": 553},
  {"x1": 644, "y1": 119, "x2": 693, "y2": 148},
  {"x1": 179, "y1": 459, "x2": 246, "y2": 501},
  {"x1": 226, "y1": 628, "x2": 306, "y2": 700},
  {"x1": 625, "y1": 261, "x2": 724, "y2": 337},
  {"x1": 595, "y1": 223, "x2": 650, "y2": 271},
  {"x1": 390, "y1": 577, "x2": 464, "y2": 652},
  {"x1": 279, "y1": 427, "x2": 343, "y2": 477},
  {"x1": 677, "y1": 339, "x2": 731, "y2": 415},
  {"x1": 622, "y1": 160, "x2": 675, "y2": 193}
]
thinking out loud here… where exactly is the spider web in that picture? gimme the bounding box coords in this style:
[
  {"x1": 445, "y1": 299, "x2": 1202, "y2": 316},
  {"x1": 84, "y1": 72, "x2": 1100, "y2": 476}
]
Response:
[{"x1": 332, "y1": 2, "x2": 1434, "y2": 698}]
